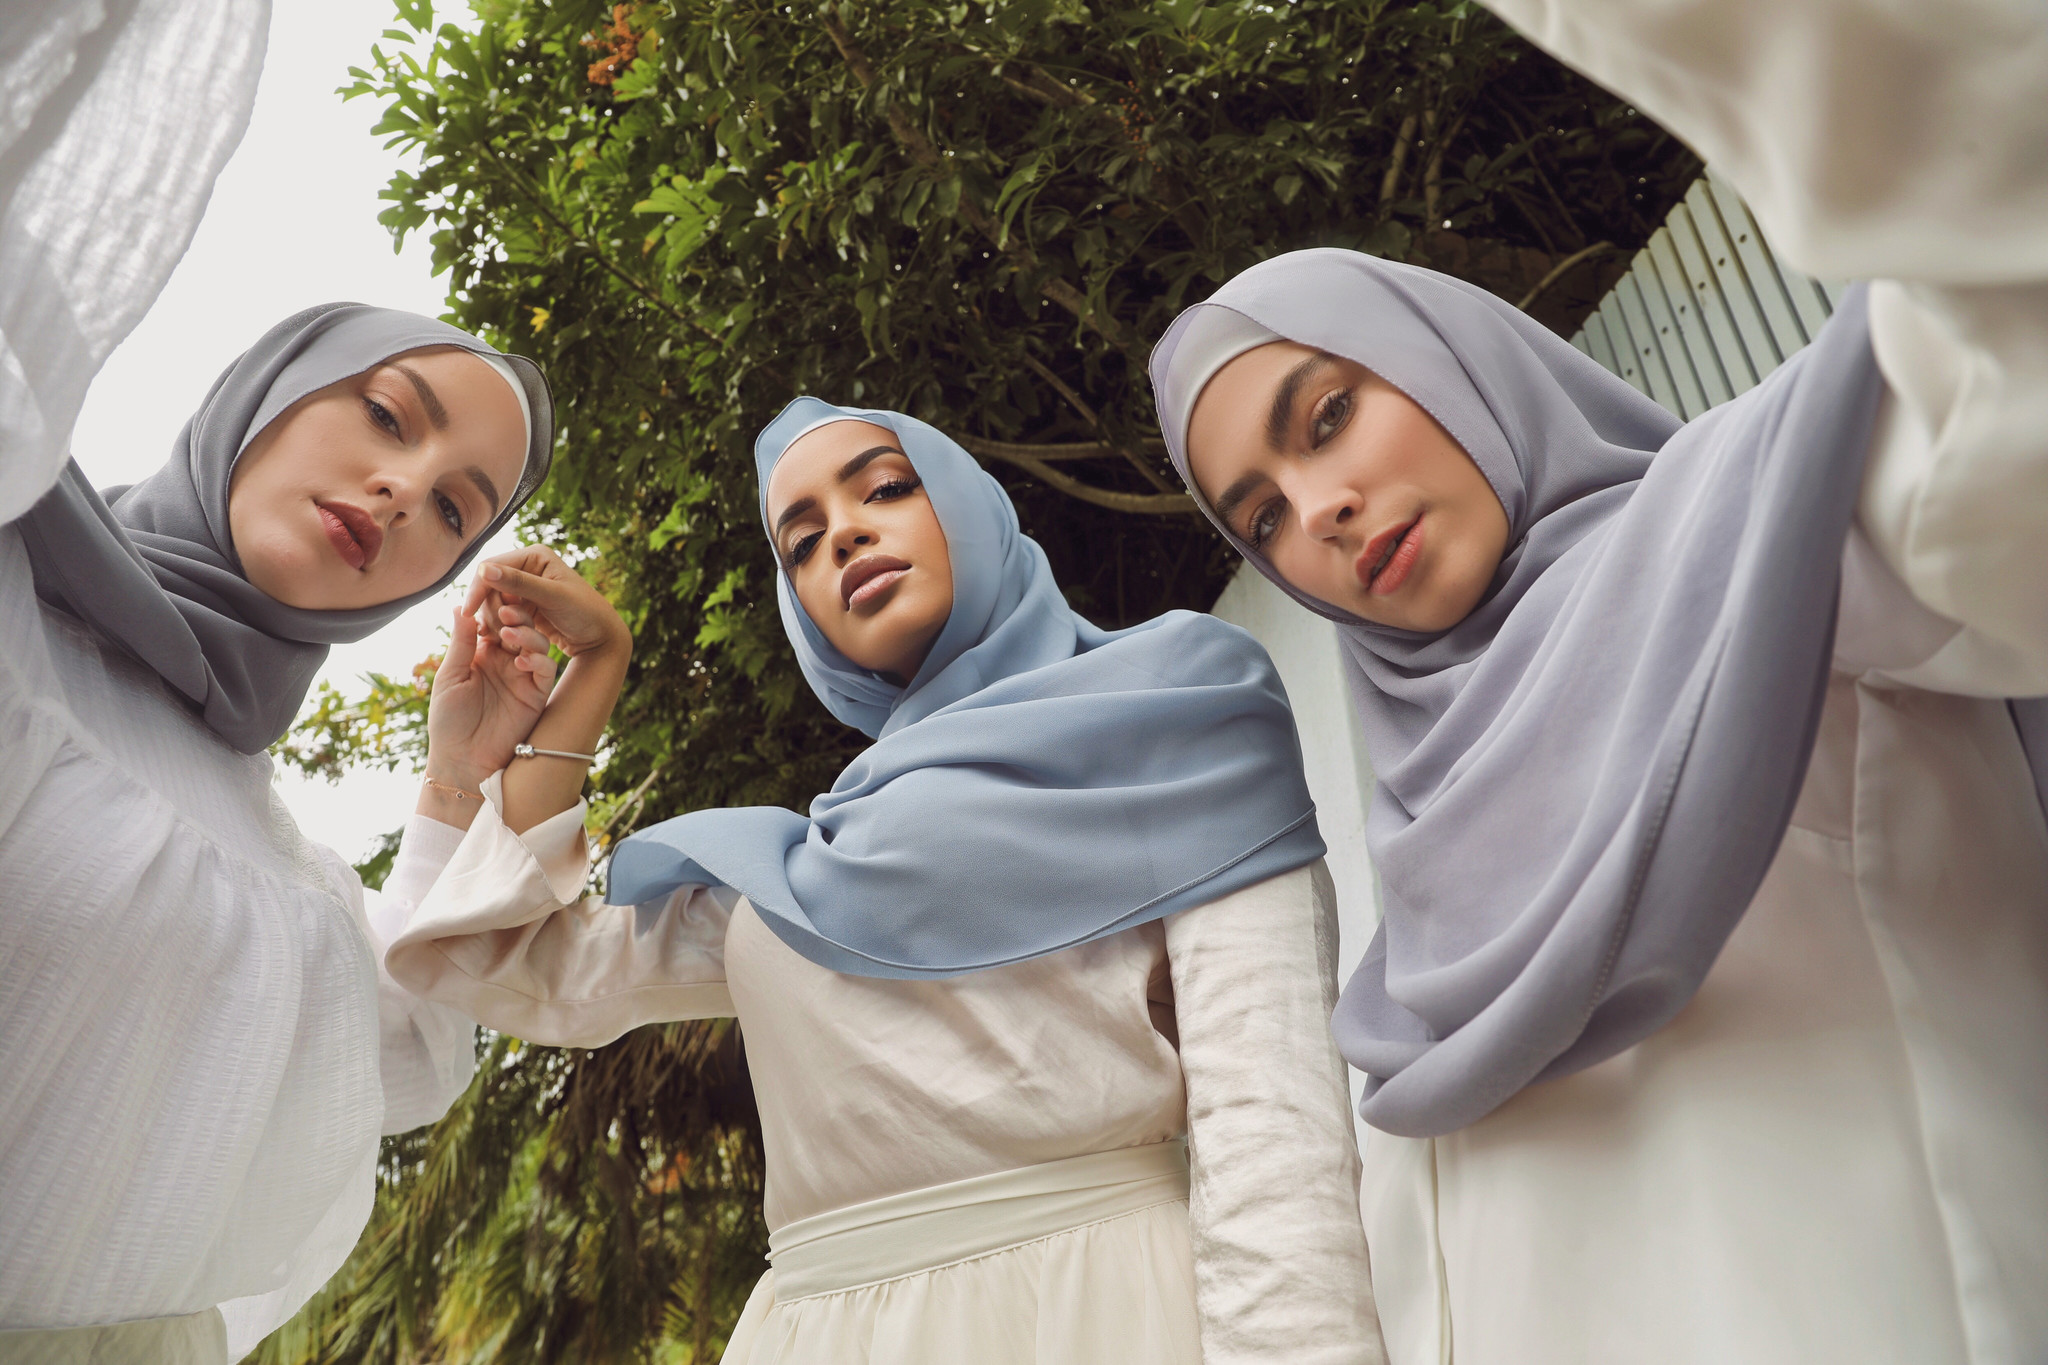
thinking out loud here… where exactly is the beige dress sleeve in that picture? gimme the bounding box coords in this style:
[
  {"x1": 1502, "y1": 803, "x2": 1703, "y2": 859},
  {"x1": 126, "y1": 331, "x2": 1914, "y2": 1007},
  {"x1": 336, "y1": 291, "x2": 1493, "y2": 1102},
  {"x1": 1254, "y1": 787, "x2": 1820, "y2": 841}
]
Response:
[
  {"x1": 1165, "y1": 860, "x2": 1387, "y2": 1365},
  {"x1": 386, "y1": 772, "x2": 737, "y2": 1048}
]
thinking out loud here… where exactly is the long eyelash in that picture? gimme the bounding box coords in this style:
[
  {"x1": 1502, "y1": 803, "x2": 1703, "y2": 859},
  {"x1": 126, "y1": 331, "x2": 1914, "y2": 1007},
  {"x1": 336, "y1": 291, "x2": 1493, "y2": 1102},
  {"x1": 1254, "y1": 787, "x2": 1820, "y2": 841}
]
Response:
[
  {"x1": 869, "y1": 476, "x2": 922, "y2": 501},
  {"x1": 1308, "y1": 388, "x2": 1353, "y2": 446},
  {"x1": 435, "y1": 490, "x2": 465, "y2": 537},
  {"x1": 1245, "y1": 497, "x2": 1285, "y2": 550},
  {"x1": 365, "y1": 398, "x2": 400, "y2": 435},
  {"x1": 784, "y1": 530, "x2": 823, "y2": 569}
]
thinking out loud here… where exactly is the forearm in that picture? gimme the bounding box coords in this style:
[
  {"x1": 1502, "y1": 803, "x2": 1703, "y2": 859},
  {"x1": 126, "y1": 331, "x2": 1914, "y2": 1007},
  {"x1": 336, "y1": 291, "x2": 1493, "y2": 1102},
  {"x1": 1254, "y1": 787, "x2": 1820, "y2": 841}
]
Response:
[
  {"x1": 1168, "y1": 862, "x2": 1385, "y2": 1365},
  {"x1": 500, "y1": 640, "x2": 629, "y2": 834},
  {"x1": 1474, "y1": 0, "x2": 2048, "y2": 285}
]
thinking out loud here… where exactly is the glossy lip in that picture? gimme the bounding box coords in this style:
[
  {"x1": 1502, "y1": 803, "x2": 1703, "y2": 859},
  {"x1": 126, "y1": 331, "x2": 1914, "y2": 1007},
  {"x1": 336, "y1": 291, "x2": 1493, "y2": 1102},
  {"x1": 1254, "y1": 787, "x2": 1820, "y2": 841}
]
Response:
[
  {"x1": 1351, "y1": 515, "x2": 1417, "y2": 593},
  {"x1": 316, "y1": 500, "x2": 383, "y2": 571},
  {"x1": 840, "y1": 553, "x2": 911, "y2": 611}
]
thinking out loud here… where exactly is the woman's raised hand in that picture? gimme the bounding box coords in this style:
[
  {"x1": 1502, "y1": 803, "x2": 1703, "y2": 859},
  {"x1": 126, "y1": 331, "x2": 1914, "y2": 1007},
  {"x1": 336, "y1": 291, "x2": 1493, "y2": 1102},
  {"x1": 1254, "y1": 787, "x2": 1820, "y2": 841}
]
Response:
[
  {"x1": 463, "y1": 545, "x2": 634, "y2": 836},
  {"x1": 420, "y1": 595, "x2": 556, "y2": 821},
  {"x1": 464, "y1": 545, "x2": 631, "y2": 664}
]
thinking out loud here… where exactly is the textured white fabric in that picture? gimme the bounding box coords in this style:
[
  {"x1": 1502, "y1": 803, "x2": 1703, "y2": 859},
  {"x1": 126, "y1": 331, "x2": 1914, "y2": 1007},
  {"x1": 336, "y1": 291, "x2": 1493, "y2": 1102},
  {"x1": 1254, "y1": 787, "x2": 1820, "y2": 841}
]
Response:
[
  {"x1": 1363, "y1": 2, "x2": 2048, "y2": 1360},
  {"x1": 765, "y1": 1141, "x2": 1192, "y2": 1300},
  {"x1": 0, "y1": 521, "x2": 477, "y2": 1358},
  {"x1": 725, "y1": 1200, "x2": 1199, "y2": 1365},
  {"x1": 1471, "y1": 0, "x2": 2048, "y2": 285},
  {"x1": 390, "y1": 824, "x2": 1382, "y2": 1363},
  {"x1": 0, "y1": 1309, "x2": 229, "y2": 1365},
  {"x1": 0, "y1": 0, "x2": 269, "y2": 523}
]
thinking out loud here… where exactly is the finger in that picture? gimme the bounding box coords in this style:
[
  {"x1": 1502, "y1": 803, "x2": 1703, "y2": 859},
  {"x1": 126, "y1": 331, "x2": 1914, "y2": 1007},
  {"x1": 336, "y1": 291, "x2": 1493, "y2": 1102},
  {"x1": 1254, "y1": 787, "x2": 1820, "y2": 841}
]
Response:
[
  {"x1": 498, "y1": 624, "x2": 551, "y2": 657},
  {"x1": 518, "y1": 649, "x2": 559, "y2": 690},
  {"x1": 496, "y1": 598, "x2": 537, "y2": 628},
  {"x1": 440, "y1": 605, "x2": 480, "y2": 679},
  {"x1": 477, "y1": 544, "x2": 571, "y2": 583},
  {"x1": 479, "y1": 561, "x2": 584, "y2": 610}
]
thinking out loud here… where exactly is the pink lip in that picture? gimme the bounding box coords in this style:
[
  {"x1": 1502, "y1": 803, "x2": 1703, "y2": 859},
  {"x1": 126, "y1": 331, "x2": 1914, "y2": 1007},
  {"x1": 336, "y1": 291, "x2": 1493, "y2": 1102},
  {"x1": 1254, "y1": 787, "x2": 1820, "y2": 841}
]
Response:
[
  {"x1": 316, "y1": 500, "x2": 383, "y2": 571},
  {"x1": 840, "y1": 554, "x2": 911, "y2": 610},
  {"x1": 1354, "y1": 516, "x2": 1423, "y2": 596}
]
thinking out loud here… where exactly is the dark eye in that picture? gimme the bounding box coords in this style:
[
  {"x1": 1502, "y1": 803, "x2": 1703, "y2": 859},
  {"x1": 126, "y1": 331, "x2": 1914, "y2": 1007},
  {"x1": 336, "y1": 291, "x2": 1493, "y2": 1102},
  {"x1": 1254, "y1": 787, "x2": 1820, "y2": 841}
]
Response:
[
  {"x1": 785, "y1": 530, "x2": 823, "y2": 569},
  {"x1": 1309, "y1": 389, "x2": 1353, "y2": 447},
  {"x1": 434, "y1": 489, "x2": 465, "y2": 537},
  {"x1": 1244, "y1": 496, "x2": 1286, "y2": 550},
  {"x1": 868, "y1": 476, "x2": 922, "y2": 502},
  {"x1": 365, "y1": 398, "x2": 401, "y2": 436}
]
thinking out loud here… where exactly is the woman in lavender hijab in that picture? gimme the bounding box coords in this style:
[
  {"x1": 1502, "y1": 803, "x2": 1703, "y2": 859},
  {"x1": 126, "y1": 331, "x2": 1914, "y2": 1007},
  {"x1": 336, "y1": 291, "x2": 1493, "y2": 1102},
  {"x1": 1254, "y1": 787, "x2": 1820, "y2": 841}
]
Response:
[{"x1": 1149, "y1": 0, "x2": 2048, "y2": 1361}]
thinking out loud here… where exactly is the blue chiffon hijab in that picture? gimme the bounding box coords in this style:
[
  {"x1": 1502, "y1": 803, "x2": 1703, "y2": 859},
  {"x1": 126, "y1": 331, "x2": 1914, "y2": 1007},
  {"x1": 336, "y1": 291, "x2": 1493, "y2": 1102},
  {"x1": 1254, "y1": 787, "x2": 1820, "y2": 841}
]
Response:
[{"x1": 608, "y1": 398, "x2": 1326, "y2": 978}]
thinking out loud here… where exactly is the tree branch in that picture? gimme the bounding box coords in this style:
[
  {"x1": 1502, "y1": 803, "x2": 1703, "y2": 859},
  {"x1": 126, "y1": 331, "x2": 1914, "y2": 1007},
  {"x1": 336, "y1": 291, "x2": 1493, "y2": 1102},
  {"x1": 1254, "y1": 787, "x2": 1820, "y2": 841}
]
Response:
[
  {"x1": 1379, "y1": 113, "x2": 1418, "y2": 207},
  {"x1": 1516, "y1": 240, "x2": 1615, "y2": 311},
  {"x1": 959, "y1": 436, "x2": 1195, "y2": 514}
]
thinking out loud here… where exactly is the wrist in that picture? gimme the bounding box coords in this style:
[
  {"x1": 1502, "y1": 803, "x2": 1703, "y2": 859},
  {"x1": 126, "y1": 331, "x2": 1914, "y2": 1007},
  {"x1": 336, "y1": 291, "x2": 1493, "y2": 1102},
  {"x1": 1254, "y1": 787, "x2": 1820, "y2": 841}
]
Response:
[
  {"x1": 422, "y1": 754, "x2": 492, "y2": 793},
  {"x1": 416, "y1": 776, "x2": 485, "y2": 831}
]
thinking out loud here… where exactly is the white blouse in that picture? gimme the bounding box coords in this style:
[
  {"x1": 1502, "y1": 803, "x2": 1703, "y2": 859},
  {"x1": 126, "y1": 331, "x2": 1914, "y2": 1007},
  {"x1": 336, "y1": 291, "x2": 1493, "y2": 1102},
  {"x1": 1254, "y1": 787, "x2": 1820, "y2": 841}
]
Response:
[
  {"x1": 0, "y1": 523, "x2": 478, "y2": 1357},
  {"x1": 388, "y1": 792, "x2": 1386, "y2": 1364},
  {"x1": 1357, "y1": 3, "x2": 2048, "y2": 1363}
]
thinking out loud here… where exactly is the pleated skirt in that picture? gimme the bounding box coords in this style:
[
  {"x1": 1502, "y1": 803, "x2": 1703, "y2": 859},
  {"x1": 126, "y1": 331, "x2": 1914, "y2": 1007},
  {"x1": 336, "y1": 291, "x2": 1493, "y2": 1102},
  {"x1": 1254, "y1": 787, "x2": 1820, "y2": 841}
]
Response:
[{"x1": 723, "y1": 1141, "x2": 1200, "y2": 1364}]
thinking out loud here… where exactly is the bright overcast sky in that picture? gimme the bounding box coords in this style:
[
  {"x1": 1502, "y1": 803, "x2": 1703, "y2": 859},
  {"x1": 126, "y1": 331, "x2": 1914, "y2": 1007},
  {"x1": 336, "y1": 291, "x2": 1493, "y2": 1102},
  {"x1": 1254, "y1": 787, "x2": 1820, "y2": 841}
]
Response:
[{"x1": 70, "y1": 0, "x2": 509, "y2": 866}]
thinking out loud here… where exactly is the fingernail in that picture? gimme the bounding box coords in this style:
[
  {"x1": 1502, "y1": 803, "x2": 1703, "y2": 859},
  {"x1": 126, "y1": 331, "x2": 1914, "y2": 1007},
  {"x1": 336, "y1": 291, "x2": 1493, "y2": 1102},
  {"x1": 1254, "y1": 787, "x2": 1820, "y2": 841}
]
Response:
[{"x1": 485, "y1": 565, "x2": 502, "y2": 580}]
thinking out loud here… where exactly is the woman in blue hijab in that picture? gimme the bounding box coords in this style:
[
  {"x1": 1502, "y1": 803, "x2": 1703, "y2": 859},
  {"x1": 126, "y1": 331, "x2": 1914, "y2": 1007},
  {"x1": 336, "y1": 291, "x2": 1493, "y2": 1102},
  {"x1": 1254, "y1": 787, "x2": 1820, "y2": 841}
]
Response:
[{"x1": 388, "y1": 399, "x2": 1387, "y2": 1363}]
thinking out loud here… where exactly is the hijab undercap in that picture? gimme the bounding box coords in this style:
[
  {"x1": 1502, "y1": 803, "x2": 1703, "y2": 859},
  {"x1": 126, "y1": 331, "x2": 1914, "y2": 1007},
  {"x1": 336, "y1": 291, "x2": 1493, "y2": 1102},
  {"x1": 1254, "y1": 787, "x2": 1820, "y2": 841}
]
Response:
[
  {"x1": 18, "y1": 303, "x2": 554, "y2": 753},
  {"x1": 1152, "y1": 249, "x2": 1899, "y2": 1137},
  {"x1": 607, "y1": 398, "x2": 1327, "y2": 978}
]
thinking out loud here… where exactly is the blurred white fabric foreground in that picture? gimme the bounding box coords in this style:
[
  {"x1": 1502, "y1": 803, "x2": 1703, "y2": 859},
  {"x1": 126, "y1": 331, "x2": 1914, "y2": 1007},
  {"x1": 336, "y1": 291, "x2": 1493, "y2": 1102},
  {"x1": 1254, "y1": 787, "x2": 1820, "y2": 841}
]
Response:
[{"x1": 0, "y1": 0, "x2": 267, "y2": 523}]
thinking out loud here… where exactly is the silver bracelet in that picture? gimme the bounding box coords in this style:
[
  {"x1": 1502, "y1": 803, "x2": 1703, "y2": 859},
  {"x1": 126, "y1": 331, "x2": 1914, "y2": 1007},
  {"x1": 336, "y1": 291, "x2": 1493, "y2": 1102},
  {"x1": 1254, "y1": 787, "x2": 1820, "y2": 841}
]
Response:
[{"x1": 514, "y1": 743, "x2": 597, "y2": 764}]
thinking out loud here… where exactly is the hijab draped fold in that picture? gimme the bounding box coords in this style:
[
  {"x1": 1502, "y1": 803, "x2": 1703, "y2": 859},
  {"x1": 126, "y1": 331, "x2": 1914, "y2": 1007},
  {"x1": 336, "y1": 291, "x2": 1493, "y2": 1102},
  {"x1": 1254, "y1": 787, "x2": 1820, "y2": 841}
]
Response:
[
  {"x1": 1151, "y1": 250, "x2": 1899, "y2": 1136},
  {"x1": 17, "y1": 303, "x2": 553, "y2": 753},
  {"x1": 607, "y1": 399, "x2": 1327, "y2": 979}
]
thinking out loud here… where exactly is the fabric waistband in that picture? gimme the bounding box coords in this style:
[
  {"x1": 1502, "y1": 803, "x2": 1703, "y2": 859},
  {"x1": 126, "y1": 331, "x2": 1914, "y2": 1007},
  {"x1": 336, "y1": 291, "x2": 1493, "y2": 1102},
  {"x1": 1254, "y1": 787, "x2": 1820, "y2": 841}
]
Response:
[
  {"x1": 767, "y1": 1140, "x2": 1191, "y2": 1301},
  {"x1": 0, "y1": 1308, "x2": 227, "y2": 1365}
]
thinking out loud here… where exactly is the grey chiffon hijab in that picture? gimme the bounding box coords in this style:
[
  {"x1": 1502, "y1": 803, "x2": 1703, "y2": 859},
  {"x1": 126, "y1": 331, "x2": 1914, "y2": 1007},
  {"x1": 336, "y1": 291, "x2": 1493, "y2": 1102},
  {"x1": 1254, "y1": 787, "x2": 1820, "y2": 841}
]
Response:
[
  {"x1": 1151, "y1": 250, "x2": 1889, "y2": 1136},
  {"x1": 18, "y1": 303, "x2": 553, "y2": 753}
]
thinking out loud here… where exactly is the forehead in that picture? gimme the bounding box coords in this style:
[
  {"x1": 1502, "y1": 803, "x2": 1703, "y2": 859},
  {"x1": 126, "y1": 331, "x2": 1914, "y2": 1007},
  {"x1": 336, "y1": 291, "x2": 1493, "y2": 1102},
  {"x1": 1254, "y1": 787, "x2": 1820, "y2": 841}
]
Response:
[
  {"x1": 381, "y1": 346, "x2": 527, "y2": 473},
  {"x1": 765, "y1": 419, "x2": 901, "y2": 510}
]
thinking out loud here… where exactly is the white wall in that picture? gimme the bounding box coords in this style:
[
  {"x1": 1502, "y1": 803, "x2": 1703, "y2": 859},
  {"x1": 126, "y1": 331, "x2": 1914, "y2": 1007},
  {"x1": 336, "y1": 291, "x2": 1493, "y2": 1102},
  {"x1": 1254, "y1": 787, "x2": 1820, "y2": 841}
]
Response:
[{"x1": 1211, "y1": 563, "x2": 1379, "y2": 1143}]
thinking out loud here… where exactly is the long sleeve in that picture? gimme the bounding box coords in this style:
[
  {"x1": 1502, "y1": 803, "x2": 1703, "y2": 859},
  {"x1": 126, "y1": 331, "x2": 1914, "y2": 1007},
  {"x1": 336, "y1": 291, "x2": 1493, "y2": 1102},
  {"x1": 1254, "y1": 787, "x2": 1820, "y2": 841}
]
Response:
[
  {"x1": 1473, "y1": 0, "x2": 2048, "y2": 698},
  {"x1": 1165, "y1": 860, "x2": 1387, "y2": 1365},
  {"x1": 356, "y1": 815, "x2": 479, "y2": 1135},
  {"x1": 386, "y1": 771, "x2": 737, "y2": 1049}
]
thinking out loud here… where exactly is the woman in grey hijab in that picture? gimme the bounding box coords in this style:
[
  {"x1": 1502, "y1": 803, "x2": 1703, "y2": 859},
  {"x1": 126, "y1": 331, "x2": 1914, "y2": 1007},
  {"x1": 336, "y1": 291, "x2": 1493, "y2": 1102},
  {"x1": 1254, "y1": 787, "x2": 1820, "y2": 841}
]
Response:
[
  {"x1": 0, "y1": 302, "x2": 629, "y2": 1363},
  {"x1": 1149, "y1": 2, "x2": 2048, "y2": 1360}
]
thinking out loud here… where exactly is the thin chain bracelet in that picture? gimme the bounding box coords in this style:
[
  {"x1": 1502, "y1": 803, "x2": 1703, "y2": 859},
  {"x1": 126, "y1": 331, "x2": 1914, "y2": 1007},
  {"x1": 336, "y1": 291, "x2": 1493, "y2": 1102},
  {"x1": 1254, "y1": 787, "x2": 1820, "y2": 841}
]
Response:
[
  {"x1": 514, "y1": 743, "x2": 598, "y2": 763},
  {"x1": 422, "y1": 778, "x2": 482, "y2": 802}
]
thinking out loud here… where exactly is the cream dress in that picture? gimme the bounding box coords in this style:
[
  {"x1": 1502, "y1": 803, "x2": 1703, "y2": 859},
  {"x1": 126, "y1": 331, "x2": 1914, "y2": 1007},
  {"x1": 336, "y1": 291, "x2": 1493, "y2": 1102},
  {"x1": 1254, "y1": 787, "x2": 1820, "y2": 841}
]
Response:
[
  {"x1": 389, "y1": 798, "x2": 1385, "y2": 1365},
  {"x1": 1360, "y1": 2, "x2": 2048, "y2": 1361}
]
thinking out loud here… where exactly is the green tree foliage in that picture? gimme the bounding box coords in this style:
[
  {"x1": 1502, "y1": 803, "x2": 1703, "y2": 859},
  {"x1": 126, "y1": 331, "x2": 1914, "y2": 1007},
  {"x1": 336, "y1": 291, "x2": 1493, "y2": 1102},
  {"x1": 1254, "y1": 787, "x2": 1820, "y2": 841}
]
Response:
[{"x1": 269, "y1": 1, "x2": 1698, "y2": 1356}]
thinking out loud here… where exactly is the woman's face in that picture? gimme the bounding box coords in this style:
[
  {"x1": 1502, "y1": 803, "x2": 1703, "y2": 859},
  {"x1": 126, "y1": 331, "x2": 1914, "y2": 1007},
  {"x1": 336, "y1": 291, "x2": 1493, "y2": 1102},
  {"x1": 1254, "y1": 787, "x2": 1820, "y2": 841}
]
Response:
[
  {"x1": 1185, "y1": 341, "x2": 1510, "y2": 632},
  {"x1": 227, "y1": 346, "x2": 527, "y2": 610},
  {"x1": 765, "y1": 419, "x2": 954, "y2": 682}
]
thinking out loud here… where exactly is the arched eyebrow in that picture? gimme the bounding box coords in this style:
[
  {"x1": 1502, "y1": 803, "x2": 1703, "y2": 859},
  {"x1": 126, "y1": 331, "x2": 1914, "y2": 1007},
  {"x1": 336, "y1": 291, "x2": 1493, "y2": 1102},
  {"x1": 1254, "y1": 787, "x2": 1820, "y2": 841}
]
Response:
[
  {"x1": 464, "y1": 464, "x2": 502, "y2": 515},
  {"x1": 771, "y1": 444, "x2": 908, "y2": 535},
  {"x1": 391, "y1": 363, "x2": 449, "y2": 430},
  {"x1": 1267, "y1": 353, "x2": 1332, "y2": 451},
  {"x1": 1212, "y1": 471, "x2": 1267, "y2": 528}
]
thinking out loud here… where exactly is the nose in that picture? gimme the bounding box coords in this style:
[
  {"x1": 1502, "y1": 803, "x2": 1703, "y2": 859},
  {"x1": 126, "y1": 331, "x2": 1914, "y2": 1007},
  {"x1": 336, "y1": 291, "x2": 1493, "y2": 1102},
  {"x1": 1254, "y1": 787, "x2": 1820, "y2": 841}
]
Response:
[
  {"x1": 830, "y1": 520, "x2": 878, "y2": 565},
  {"x1": 1293, "y1": 470, "x2": 1363, "y2": 541},
  {"x1": 366, "y1": 461, "x2": 428, "y2": 527}
]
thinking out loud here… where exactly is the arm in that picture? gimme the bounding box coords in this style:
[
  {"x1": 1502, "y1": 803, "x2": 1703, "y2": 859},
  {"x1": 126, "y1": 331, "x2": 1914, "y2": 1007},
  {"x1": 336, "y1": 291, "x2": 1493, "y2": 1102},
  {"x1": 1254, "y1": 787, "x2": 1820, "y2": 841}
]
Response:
[
  {"x1": 359, "y1": 815, "x2": 480, "y2": 1134},
  {"x1": 1471, "y1": 0, "x2": 2048, "y2": 694},
  {"x1": 385, "y1": 780, "x2": 737, "y2": 1049},
  {"x1": 1469, "y1": 0, "x2": 2048, "y2": 286},
  {"x1": 1166, "y1": 860, "x2": 1387, "y2": 1365}
]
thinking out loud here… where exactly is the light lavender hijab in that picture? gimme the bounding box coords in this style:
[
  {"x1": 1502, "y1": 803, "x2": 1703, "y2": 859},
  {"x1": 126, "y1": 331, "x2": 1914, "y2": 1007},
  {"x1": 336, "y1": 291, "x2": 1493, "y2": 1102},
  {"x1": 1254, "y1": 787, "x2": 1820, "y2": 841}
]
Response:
[
  {"x1": 17, "y1": 303, "x2": 553, "y2": 753},
  {"x1": 1149, "y1": 249, "x2": 1887, "y2": 1136}
]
